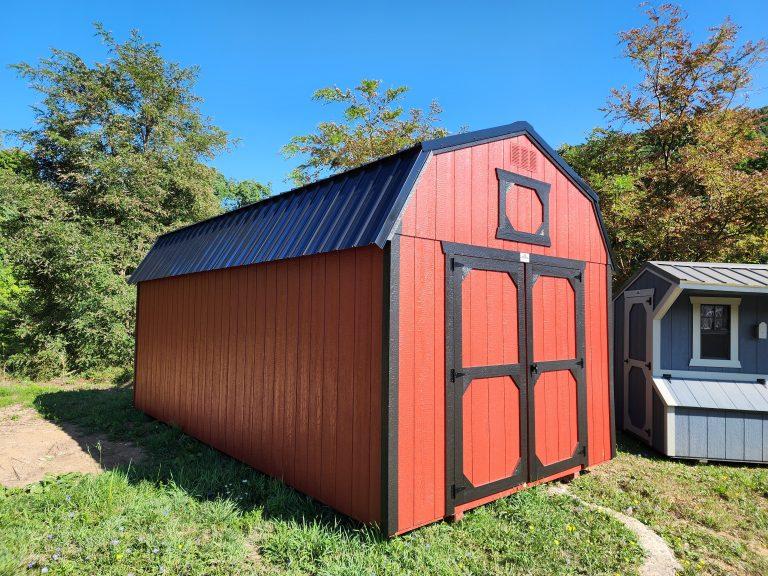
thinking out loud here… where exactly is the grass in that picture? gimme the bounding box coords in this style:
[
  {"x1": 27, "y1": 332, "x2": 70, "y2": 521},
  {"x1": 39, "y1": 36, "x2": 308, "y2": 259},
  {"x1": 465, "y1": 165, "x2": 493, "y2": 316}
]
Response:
[
  {"x1": 0, "y1": 376, "x2": 643, "y2": 575},
  {"x1": 571, "y1": 434, "x2": 768, "y2": 576}
]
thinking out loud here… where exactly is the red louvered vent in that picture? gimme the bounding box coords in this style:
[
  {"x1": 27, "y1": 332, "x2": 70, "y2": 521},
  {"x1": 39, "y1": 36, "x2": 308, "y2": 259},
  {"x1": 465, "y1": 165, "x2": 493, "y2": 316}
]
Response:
[{"x1": 509, "y1": 144, "x2": 537, "y2": 172}]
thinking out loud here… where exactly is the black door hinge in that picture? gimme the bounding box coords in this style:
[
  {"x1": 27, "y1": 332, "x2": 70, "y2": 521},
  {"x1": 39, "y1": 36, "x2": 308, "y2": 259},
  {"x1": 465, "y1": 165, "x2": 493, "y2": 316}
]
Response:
[
  {"x1": 450, "y1": 368, "x2": 464, "y2": 382},
  {"x1": 578, "y1": 444, "x2": 587, "y2": 456},
  {"x1": 530, "y1": 362, "x2": 538, "y2": 374},
  {"x1": 451, "y1": 484, "x2": 465, "y2": 499},
  {"x1": 575, "y1": 272, "x2": 583, "y2": 282},
  {"x1": 576, "y1": 358, "x2": 584, "y2": 368}
]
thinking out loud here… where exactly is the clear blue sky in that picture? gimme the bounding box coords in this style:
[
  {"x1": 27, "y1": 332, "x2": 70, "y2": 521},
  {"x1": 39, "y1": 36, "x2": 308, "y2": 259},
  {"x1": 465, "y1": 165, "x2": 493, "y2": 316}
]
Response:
[{"x1": 2, "y1": 1, "x2": 767, "y2": 190}]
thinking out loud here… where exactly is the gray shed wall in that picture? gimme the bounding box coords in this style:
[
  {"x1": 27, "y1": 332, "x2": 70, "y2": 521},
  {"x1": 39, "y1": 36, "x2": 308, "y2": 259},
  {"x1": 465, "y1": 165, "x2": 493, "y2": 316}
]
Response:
[
  {"x1": 673, "y1": 407, "x2": 768, "y2": 463},
  {"x1": 659, "y1": 292, "x2": 768, "y2": 374}
]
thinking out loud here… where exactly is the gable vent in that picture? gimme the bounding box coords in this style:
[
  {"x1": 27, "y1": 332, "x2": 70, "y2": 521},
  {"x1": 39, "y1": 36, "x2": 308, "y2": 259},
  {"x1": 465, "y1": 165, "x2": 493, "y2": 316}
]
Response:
[{"x1": 509, "y1": 144, "x2": 538, "y2": 172}]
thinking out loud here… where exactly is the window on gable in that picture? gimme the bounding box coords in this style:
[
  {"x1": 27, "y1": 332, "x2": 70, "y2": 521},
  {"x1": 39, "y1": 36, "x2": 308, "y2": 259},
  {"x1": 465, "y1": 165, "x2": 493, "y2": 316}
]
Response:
[{"x1": 700, "y1": 304, "x2": 730, "y2": 360}]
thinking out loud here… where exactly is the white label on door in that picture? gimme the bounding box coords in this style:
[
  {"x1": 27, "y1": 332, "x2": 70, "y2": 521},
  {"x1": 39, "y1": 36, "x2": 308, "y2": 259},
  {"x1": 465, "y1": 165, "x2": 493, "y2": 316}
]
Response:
[{"x1": 520, "y1": 252, "x2": 530, "y2": 263}]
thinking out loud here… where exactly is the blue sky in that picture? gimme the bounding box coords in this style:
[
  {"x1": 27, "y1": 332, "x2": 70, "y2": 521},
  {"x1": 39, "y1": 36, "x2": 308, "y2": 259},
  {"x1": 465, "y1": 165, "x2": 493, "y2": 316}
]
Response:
[{"x1": 2, "y1": 1, "x2": 767, "y2": 190}]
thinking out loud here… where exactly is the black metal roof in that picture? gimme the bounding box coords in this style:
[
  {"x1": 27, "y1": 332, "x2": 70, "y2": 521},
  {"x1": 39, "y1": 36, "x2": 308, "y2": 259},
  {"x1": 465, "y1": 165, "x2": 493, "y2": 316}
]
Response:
[{"x1": 129, "y1": 121, "x2": 613, "y2": 284}]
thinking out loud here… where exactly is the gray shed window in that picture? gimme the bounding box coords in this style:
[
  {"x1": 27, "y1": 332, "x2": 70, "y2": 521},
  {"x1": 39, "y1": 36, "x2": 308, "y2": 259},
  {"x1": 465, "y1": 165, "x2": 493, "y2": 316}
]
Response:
[
  {"x1": 690, "y1": 296, "x2": 741, "y2": 369},
  {"x1": 700, "y1": 304, "x2": 730, "y2": 360}
]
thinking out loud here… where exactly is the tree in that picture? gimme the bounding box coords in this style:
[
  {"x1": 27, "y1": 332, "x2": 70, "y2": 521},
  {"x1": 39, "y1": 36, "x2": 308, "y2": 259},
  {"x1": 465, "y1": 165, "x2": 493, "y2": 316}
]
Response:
[
  {"x1": 2, "y1": 25, "x2": 236, "y2": 377},
  {"x1": 214, "y1": 174, "x2": 271, "y2": 210},
  {"x1": 561, "y1": 4, "x2": 768, "y2": 282},
  {"x1": 283, "y1": 79, "x2": 449, "y2": 185}
]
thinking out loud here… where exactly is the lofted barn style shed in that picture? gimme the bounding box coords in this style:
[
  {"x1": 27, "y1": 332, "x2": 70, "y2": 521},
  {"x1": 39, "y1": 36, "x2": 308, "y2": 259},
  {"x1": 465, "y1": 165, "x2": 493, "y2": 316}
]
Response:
[
  {"x1": 130, "y1": 122, "x2": 615, "y2": 535},
  {"x1": 615, "y1": 261, "x2": 768, "y2": 463}
]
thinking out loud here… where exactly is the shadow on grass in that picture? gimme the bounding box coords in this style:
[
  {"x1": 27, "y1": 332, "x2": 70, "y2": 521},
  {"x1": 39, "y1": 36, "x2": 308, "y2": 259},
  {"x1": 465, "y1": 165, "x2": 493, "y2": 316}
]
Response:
[
  {"x1": 614, "y1": 432, "x2": 667, "y2": 460},
  {"x1": 33, "y1": 384, "x2": 377, "y2": 540}
]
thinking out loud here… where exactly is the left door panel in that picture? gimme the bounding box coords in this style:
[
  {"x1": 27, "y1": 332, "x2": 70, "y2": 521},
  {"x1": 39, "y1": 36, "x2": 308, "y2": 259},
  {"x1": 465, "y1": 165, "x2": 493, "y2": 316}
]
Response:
[{"x1": 446, "y1": 253, "x2": 528, "y2": 512}]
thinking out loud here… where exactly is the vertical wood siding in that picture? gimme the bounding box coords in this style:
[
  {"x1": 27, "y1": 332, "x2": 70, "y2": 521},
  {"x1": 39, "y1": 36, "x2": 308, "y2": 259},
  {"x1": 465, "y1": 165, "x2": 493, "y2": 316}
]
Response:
[
  {"x1": 660, "y1": 293, "x2": 768, "y2": 375},
  {"x1": 396, "y1": 134, "x2": 611, "y2": 533},
  {"x1": 674, "y1": 407, "x2": 768, "y2": 462},
  {"x1": 135, "y1": 246, "x2": 383, "y2": 525}
]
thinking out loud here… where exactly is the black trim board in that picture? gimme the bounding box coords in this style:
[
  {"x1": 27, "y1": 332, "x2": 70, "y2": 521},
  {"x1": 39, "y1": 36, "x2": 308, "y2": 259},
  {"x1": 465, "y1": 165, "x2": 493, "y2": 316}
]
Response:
[
  {"x1": 381, "y1": 236, "x2": 400, "y2": 537},
  {"x1": 607, "y1": 267, "x2": 617, "y2": 458},
  {"x1": 495, "y1": 168, "x2": 551, "y2": 247},
  {"x1": 442, "y1": 241, "x2": 581, "y2": 270},
  {"x1": 133, "y1": 283, "x2": 140, "y2": 406}
]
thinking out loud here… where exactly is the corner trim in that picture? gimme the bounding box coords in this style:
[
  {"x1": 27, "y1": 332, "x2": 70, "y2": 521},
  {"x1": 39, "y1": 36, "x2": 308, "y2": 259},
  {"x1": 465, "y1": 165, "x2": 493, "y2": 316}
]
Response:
[
  {"x1": 133, "y1": 283, "x2": 140, "y2": 406},
  {"x1": 651, "y1": 285, "x2": 683, "y2": 378},
  {"x1": 607, "y1": 266, "x2": 617, "y2": 458},
  {"x1": 665, "y1": 406, "x2": 676, "y2": 457},
  {"x1": 381, "y1": 236, "x2": 400, "y2": 537}
]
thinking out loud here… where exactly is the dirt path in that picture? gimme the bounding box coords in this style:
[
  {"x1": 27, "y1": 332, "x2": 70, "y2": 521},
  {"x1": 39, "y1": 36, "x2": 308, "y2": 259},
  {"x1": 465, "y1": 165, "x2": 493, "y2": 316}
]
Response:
[
  {"x1": 0, "y1": 404, "x2": 144, "y2": 487},
  {"x1": 549, "y1": 484, "x2": 680, "y2": 576}
]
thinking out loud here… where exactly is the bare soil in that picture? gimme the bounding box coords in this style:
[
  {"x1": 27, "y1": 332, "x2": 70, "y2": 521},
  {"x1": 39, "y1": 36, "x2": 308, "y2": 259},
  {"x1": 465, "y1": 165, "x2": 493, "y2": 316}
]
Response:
[{"x1": 0, "y1": 404, "x2": 144, "y2": 487}]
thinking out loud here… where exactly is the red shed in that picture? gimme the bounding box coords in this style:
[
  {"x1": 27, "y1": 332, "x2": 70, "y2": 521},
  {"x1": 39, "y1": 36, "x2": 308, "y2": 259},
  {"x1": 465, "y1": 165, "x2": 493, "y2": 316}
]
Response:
[{"x1": 130, "y1": 122, "x2": 615, "y2": 536}]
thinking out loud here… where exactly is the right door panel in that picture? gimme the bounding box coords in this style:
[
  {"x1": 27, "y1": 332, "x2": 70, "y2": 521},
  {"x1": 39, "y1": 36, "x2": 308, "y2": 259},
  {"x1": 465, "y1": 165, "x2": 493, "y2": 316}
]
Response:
[{"x1": 526, "y1": 262, "x2": 587, "y2": 480}]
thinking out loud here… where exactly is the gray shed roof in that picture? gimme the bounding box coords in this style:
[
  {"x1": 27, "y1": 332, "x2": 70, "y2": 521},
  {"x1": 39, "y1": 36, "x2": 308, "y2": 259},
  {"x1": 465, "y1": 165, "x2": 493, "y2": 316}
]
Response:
[
  {"x1": 648, "y1": 261, "x2": 768, "y2": 292},
  {"x1": 653, "y1": 376, "x2": 768, "y2": 413},
  {"x1": 130, "y1": 121, "x2": 614, "y2": 284}
]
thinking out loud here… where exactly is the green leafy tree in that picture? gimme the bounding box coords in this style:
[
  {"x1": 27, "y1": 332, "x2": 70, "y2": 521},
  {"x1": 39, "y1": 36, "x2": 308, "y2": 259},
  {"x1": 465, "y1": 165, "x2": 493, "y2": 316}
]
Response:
[
  {"x1": 2, "y1": 25, "x2": 235, "y2": 377},
  {"x1": 561, "y1": 4, "x2": 768, "y2": 282},
  {"x1": 214, "y1": 173, "x2": 271, "y2": 210},
  {"x1": 283, "y1": 79, "x2": 449, "y2": 185}
]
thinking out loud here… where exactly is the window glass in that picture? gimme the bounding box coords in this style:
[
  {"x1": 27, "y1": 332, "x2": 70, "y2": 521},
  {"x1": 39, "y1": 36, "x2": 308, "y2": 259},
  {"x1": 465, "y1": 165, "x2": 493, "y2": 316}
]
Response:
[{"x1": 700, "y1": 304, "x2": 730, "y2": 360}]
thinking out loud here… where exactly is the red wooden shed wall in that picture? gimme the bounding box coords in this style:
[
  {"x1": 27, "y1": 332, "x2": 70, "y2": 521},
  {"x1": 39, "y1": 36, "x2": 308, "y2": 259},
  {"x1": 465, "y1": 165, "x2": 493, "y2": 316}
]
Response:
[
  {"x1": 135, "y1": 245, "x2": 383, "y2": 525},
  {"x1": 396, "y1": 134, "x2": 611, "y2": 533}
]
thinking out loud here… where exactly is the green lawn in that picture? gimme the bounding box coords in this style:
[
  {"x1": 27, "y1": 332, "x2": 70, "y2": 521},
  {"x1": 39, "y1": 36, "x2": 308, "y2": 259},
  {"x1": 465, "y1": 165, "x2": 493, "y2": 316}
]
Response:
[
  {"x1": 0, "y1": 376, "x2": 642, "y2": 576},
  {"x1": 571, "y1": 435, "x2": 768, "y2": 576}
]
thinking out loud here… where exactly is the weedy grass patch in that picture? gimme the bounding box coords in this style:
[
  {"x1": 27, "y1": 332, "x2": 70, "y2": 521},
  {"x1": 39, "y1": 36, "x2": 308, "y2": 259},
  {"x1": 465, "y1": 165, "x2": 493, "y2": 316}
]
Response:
[
  {"x1": 1, "y1": 378, "x2": 643, "y2": 575},
  {"x1": 571, "y1": 435, "x2": 768, "y2": 576}
]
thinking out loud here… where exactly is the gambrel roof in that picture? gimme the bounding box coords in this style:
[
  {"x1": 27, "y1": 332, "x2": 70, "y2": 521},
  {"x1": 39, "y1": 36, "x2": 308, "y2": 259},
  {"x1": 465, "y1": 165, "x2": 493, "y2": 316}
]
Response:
[{"x1": 129, "y1": 122, "x2": 613, "y2": 284}]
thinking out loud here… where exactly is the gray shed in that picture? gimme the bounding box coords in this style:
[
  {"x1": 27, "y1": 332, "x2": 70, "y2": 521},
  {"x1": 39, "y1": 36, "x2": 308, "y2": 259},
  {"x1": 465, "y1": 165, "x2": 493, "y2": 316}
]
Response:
[{"x1": 614, "y1": 261, "x2": 768, "y2": 463}]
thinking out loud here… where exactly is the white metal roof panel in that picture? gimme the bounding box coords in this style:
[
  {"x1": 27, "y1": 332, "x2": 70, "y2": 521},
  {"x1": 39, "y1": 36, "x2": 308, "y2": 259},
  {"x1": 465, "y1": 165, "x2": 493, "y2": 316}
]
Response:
[
  {"x1": 653, "y1": 377, "x2": 768, "y2": 412},
  {"x1": 649, "y1": 261, "x2": 768, "y2": 291}
]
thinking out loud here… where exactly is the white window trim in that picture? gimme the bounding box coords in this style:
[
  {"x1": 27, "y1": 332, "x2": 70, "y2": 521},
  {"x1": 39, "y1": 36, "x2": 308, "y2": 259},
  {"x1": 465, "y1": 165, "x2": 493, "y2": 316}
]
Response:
[{"x1": 689, "y1": 296, "x2": 741, "y2": 368}]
